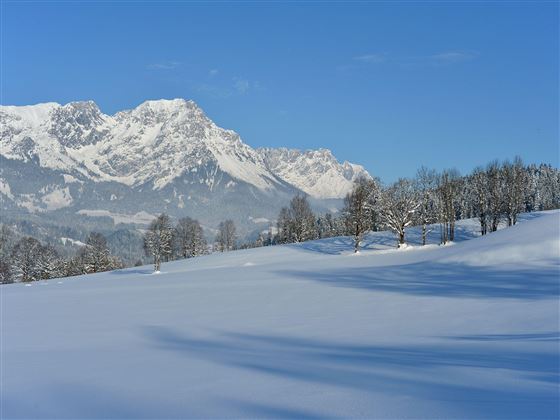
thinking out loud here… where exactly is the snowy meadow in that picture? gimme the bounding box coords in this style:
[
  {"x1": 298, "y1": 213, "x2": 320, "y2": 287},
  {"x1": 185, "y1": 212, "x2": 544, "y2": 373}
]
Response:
[{"x1": 2, "y1": 211, "x2": 559, "y2": 419}]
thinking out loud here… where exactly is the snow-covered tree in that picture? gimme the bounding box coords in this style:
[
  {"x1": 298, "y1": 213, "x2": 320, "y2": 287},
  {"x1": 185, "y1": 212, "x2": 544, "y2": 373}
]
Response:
[
  {"x1": 37, "y1": 244, "x2": 63, "y2": 280},
  {"x1": 276, "y1": 195, "x2": 316, "y2": 244},
  {"x1": 175, "y1": 217, "x2": 208, "y2": 258},
  {"x1": 276, "y1": 207, "x2": 292, "y2": 244},
  {"x1": 0, "y1": 260, "x2": 13, "y2": 284},
  {"x1": 343, "y1": 177, "x2": 380, "y2": 252},
  {"x1": 381, "y1": 178, "x2": 419, "y2": 247},
  {"x1": 215, "y1": 219, "x2": 236, "y2": 252},
  {"x1": 503, "y1": 157, "x2": 527, "y2": 226},
  {"x1": 437, "y1": 169, "x2": 462, "y2": 243},
  {"x1": 316, "y1": 212, "x2": 342, "y2": 239},
  {"x1": 82, "y1": 232, "x2": 112, "y2": 273},
  {"x1": 471, "y1": 167, "x2": 489, "y2": 235},
  {"x1": 486, "y1": 161, "x2": 503, "y2": 232},
  {"x1": 289, "y1": 195, "x2": 316, "y2": 243},
  {"x1": 415, "y1": 167, "x2": 439, "y2": 245},
  {"x1": 0, "y1": 224, "x2": 15, "y2": 260},
  {"x1": 10, "y1": 237, "x2": 43, "y2": 282},
  {"x1": 66, "y1": 252, "x2": 88, "y2": 277},
  {"x1": 144, "y1": 213, "x2": 173, "y2": 272}
]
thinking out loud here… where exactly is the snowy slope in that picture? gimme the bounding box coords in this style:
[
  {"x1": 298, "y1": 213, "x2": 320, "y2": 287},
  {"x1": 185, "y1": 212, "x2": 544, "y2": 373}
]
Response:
[{"x1": 2, "y1": 211, "x2": 559, "y2": 419}]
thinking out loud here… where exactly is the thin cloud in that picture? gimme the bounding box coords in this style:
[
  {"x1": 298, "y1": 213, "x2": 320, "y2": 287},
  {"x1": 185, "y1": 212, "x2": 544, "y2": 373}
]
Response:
[
  {"x1": 430, "y1": 50, "x2": 479, "y2": 64},
  {"x1": 233, "y1": 78, "x2": 250, "y2": 94},
  {"x1": 195, "y1": 83, "x2": 232, "y2": 99},
  {"x1": 209, "y1": 69, "x2": 219, "y2": 77},
  {"x1": 347, "y1": 50, "x2": 478, "y2": 70},
  {"x1": 195, "y1": 77, "x2": 262, "y2": 98},
  {"x1": 353, "y1": 53, "x2": 387, "y2": 64},
  {"x1": 147, "y1": 61, "x2": 181, "y2": 70}
]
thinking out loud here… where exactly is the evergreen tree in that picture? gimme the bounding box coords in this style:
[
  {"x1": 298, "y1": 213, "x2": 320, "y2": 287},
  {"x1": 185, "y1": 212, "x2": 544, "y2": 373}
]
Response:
[
  {"x1": 83, "y1": 232, "x2": 112, "y2": 273},
  {"x1": 0, "y1": 260, "x2": 13, "y2": 284},
  {"x1": 37, "y1": 244, "x2": 62, "y2": 280}
]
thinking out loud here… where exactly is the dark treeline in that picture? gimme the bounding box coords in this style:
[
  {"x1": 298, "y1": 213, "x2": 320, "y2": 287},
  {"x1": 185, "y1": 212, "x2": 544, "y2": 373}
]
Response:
[
  {"x1": 1, "y1": 213, "x2": 238, "y2": 281},
  {"x1": 1, "y1": 159, "x2": 558, "y2": 281},
  {"x1": 0, "y1": 230, "x2": 124, "y2": 284}
]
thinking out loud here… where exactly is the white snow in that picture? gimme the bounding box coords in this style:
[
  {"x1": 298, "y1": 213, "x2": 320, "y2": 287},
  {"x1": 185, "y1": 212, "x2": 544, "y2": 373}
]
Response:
[
  {"x1": 249, "y1": 216, "x2": 270, "y2": 224},
  {"x1": 258, "y1": 148, "x2": 371, "y2": 198},
  {"x1": 0, "y1": 102, "x2": 59, "y2": 128},
  {"x1": 2, "y1": 211, "x2": 559, "y2": 418},
  {"x1": 60, "y1": 237, "x2": 86, "y2": 247},
  {"x1": 76, "y1": 209, "x2": 157, "y2": 225},
  {"x1": 62, "y1": 174, "x2": 82, "y2": 184},
  {"x1": 41, "y1": 186, "x2": 73, "y2": 210},
  {"x1": 0, "y1": 178, "x2": 14, "y2": 199}
]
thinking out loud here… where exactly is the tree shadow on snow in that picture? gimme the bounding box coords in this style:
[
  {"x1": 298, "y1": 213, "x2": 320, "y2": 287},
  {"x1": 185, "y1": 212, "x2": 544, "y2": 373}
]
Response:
[
  {"x1": 142, "y1": 326, "x2": 559, "y2": 419},
  {"x1": 276, "y1": 261, "x2": 560, "y2": 300},
  {"x1": 108, "y1": 268, "x2": 154, "y2": 276},
  {"x1": 293, "y1": 225, "x2": 481, "y2": 256},
  {"x1": 292, "y1": 212, "x2": 554, "y2": 256}
]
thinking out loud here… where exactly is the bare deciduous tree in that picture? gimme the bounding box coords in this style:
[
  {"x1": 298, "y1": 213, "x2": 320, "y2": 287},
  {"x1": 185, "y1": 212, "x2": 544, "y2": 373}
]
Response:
[
  {"x1": 215, "y1": 219, "x2": 236, "y2": 252},
  {"x1": 175, "y1": 217, "x2": 207, "y2": 258},
  {"x1": 343, "y1": 177, "x2": 380, "y2": 253},
  {"x1": 415, "y1": 167, "x2": 439, "y2": 245},
  {"x1": 10, "y1": 237, "x2": 42, "y2": 282},
  {"x1": 381, "y1": 178, "x2": 419, "y2": 247},
  {"x1": 144, "y1": 214, "x2": 173, "y2": 272}
]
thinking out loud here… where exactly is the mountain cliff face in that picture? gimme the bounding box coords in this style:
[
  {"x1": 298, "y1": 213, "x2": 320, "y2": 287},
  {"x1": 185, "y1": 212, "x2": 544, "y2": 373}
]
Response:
[{"x1": 0, "y1": 99, "x2": 370, "y2": 236}]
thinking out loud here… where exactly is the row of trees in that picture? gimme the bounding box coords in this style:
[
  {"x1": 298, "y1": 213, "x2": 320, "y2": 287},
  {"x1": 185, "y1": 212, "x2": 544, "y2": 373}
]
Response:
[
  {"x1": 2, "y1": 159, "x2": 557, "y2": 279},
  {"x1": 143, "y1": 215, "x2": 237, "y2": 271},
  {"x1": 275, "y1": 159, "x2": 559, "y2": 252},
  {"x1": 0, "y1": 229, "x2": 123, "y2": 284}
]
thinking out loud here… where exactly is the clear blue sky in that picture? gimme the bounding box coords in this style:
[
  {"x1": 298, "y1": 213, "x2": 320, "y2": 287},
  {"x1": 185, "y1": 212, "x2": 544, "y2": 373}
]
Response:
[{"x1": 2, "y1": 1, "x2": 558, "y2": 182}]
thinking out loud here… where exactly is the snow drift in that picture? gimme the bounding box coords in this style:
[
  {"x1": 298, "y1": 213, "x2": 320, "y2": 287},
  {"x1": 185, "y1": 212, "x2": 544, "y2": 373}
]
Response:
[{"x1": 2, "y1": 211, "x2": 559, "y2": 419}]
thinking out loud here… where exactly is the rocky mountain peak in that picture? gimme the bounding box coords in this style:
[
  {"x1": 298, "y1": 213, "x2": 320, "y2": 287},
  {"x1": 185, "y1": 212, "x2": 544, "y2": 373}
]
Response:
[
  {"x1": 1, "y1": 99, "x2": 371, "y2": 199},
  {"x1": 48, "y1": 100, "x2": 108, "y2": 149}
]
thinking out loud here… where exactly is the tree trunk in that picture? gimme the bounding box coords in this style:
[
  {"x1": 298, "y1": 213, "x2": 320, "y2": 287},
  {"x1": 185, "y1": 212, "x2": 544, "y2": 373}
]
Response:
[
  {"x1": 449, "y1": 219, "x2": 455, "y2": 242},
  {"x1": 398, "y1": 229, "x2": 405, "y2": 247}
]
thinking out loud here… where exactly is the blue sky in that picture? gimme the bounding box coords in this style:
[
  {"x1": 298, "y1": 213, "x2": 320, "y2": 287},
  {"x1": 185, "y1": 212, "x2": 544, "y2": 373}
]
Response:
[{"x1": 2, "y1": 1, "x2": 558, "y2": 182}]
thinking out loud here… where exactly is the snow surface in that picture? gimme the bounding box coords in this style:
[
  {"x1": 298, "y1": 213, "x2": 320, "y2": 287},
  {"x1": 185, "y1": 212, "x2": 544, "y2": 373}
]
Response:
[
  {"x1": 40, "y1": 186, "x2": 73, "y2": 210},
  {"x1": 2, "y1": 211, "x2": 559, "y2": 419},
  {"x1": 76, "y1": 209, "x2": 157, "y2": 226}
]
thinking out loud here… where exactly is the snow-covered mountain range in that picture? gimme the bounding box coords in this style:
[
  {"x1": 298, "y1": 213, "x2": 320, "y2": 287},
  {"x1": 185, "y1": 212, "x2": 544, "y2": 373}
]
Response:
[{"x1": 0, "y1": 99, "x2": 370, "y2": 235}]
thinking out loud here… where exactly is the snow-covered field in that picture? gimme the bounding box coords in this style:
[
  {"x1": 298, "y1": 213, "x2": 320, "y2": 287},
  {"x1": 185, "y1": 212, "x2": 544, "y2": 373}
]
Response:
[{"x1": 2, "y1": 212, "x2": 559, "y2": 419}]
